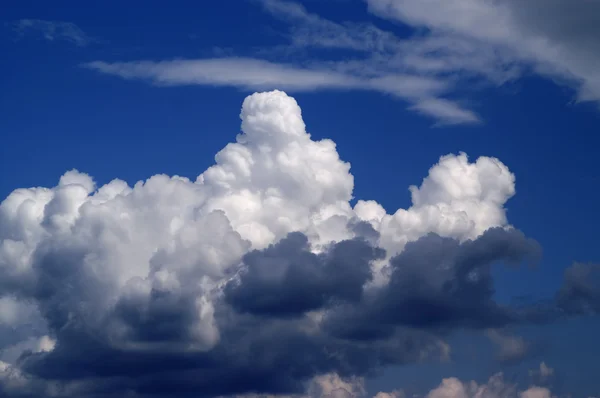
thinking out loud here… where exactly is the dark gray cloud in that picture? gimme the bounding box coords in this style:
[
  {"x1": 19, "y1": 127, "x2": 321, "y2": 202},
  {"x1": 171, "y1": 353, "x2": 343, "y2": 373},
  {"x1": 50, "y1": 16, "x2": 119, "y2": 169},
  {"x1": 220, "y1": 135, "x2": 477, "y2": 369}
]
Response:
[
  {"x1": 224, "y1": 232, "x2": 385, "y2": 317},
  {"x1": 323, "y1": 228, "x2": 541, "y2": 341},
  {"x1": 379, "y1": 228, "x2": 541, "y2": 328},
  {"x1": 5, "y1": 227, "x2": 542, "y2": 397},
  {"x1": 0, "y1": 223, "x2": 595, "y2": 397},
  {"x1": 16, "y1": 301, "x2": 444, "y2": 397}
]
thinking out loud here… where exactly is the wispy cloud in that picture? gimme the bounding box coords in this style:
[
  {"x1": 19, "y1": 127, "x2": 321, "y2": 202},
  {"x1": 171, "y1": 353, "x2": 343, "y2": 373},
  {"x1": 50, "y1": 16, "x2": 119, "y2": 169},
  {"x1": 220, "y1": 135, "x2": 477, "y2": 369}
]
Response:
[
  {"x1": 84, "y1": 0, "x2": 480, "y2": 126},
  {"x1": 84, "y1": 0, "x2": 600, "y2": 125},
  {"x1": 260, "y1": 0, "x2": 399, "y2": 53},
  {"x1": 409, "y1": 98, "x2": 481, "y2": 126},
  {"x1": 85, "y1": 58, "x2": 362, "y2": 91},
  {"x1": 12, "y1": 19, "x2": 92, "y2": 47},
  {"x1": 365, "y1": 0, "x2": 600, "y2": 105},
  {"x1": 85, "y1": 57, "x2": 479, "y2": 125}
]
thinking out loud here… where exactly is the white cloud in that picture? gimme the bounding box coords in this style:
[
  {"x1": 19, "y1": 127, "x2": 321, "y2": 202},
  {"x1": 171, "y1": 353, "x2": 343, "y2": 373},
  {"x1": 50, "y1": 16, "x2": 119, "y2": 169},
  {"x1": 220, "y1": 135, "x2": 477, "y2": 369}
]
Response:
[
  {"x1": 83, "y1": 0, "x2": 486, "y2": 125},
  {"x1": 310, "y1": 373, "x2": 367, "y2": 398},
  {"x1": 0, "y1": 91, "x2": 525, "y2": 396},
  {"x1": 409, "y1": 99, "x2": 480, "y2": 126},
  {"x1": 260, "y1": 0, "x2": 398, "y2": 53},
  {"x1": 373, "y1": 391, "x2": 404, "y2": 398},
  {"x1": 423, "y1": 373, "x2": 552, "y2": 398},
  {"x1": 258, "y1": 0, "x2": 600, "y2": 117},
  {"x1": 85, "y1": 58, "x2": 463, "y2": 123},
  {"x1": 83, "y1": 0, "x2": 600, "y2": 124},
  {"x1": 85, "y1": 58, "x2": 360, "y2": 91},
  {"x1": 12, "y1": 19, "x2": 92, "y2": 46},
  {"x1": 85, "y1": 57, "x2": 449, "y2": 99},
  {"x1": 366, "y1": 0, "x2": 600, "y2": 105},
  {"x1": 230, "y1": 369, "x2": 556, "y2": 398}
]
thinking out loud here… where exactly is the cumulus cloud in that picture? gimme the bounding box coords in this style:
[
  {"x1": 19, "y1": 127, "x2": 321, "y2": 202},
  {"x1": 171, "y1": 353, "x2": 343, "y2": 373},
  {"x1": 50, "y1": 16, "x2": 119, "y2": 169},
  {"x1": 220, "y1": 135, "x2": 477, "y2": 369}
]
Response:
[
  {"x1": 224, "y1": 232, "x2": 385, "y2": 317},
  {"x1": 229, "y1": 368, "x2": 557, "y2": 398},
  {"x1": 423, "y1": 373, "x2": 552, "y2": 398},
  {"x1": 0, "y1": 90, "x2": 577, "y2": 397},
  {"x1": 11, "y1": 19, "x2": 92, "y2": 46},
  {"x1": 323, "y1": 228, "x2": 540, "y2": 341}
]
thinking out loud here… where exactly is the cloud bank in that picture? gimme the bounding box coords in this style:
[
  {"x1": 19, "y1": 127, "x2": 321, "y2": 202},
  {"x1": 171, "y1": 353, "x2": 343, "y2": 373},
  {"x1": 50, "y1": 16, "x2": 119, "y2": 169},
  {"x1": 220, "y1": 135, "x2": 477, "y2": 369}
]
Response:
[{"x1": 0, "y1": 91, "x2": 594, "y2": 397}]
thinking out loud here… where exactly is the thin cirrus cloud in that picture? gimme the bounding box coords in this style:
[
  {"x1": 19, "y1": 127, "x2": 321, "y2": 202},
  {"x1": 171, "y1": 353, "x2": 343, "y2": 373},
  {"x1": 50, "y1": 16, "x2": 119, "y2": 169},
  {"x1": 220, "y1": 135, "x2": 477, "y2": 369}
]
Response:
[
  {"x1": 365, "y1": 0, "x2": 600, "y2": 103},
  {"x1": 84, "y1": 0, "x2": 600, "y2": 126},
  {"x1": 11, "y1": 19, "x2": 92, "y2": 46},
  {"x1": 84, "y1": 57, "x2": 474, "y2": 125}
]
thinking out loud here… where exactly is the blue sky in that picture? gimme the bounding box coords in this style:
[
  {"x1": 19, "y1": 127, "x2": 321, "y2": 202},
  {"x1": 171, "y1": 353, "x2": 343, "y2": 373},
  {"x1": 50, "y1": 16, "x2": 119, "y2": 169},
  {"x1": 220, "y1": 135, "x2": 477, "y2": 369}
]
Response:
[{"x1": 1, "y1": 1, "x2": 600, "y2": 397}]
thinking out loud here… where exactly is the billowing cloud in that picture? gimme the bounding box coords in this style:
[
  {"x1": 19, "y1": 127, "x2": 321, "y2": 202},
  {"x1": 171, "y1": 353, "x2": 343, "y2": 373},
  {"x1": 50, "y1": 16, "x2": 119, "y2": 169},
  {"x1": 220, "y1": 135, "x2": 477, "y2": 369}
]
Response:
[
  {"x1": 224, "y1": 232, "x2": 385, "y2": 317},
  {"x1": 229, "y1": 365, "x2": 558, "y2": 398},
  {"x1": 0, "y1": 91, "x2": 579, "y2": 397},
  {"x1": 422, "y1": 373, "x2": 552, "y2": 398},
  {"x1": 322, "y1": 228, "x2": 540, "y2": 341}
]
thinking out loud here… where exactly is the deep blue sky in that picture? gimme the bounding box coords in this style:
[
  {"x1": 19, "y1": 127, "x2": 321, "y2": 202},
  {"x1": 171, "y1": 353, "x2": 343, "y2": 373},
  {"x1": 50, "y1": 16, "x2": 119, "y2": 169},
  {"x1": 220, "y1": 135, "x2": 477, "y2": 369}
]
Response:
[{"x1": 1, "y1": 0, "x2": 599, "y2": 396}]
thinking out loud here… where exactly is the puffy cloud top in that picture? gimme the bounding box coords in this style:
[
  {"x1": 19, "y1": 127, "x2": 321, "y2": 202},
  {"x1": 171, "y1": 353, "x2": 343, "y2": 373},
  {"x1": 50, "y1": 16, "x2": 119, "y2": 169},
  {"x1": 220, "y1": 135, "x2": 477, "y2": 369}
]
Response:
[{"x1": 0, "y1": 91, "x2": 558, "y2": 397}]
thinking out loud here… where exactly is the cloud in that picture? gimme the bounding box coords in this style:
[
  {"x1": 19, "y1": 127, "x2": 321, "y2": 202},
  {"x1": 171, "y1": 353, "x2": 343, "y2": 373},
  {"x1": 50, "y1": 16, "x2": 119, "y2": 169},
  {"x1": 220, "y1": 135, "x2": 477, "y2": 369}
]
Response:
[
  {"x1": 409, "y1": 99, "x2": 481, "y2": 126},
  {"x1": 422, "y1": 373, "x2": 552, "y2": 398},
  {"x1": 11, "y1": 19, "x2": 92, "y2": 46},
  {"x1": 486, "y1": 329, "x2": 531, "y2": 364},
  {"x1": 83, "y1": 0, "x2": 485, "y2": 125},
  {"x1": 529, "y1": 362, "x2": 554, "y2": 386},
  {"x1": 322, "y1": 228, "x2": 540, "y2": 341},
  {"x1": 83, "y1": 0, "x2": 600, "y2": 124},
  {"x1": 85, "y1": 58, "x2": 360, "y2": 91},
  {"x1": 260, "y1": 0, "x2": 399, "y2": 53},
  {"x1": 84, "y1": 57, "x2": 449, "y2": 99},
  {"x1": 366, "y1": 0, "x2": 600, "y2": 105},
  {"x1": 224, "y1": 232, "x2": 385, "y2": 317},
  {"x1": 556, "y1": 263, "x2": 600, "y2": 315},
  {"x1": 0, "y1": 90, "x2": 584, "y2": 397},
  {"x1": 84, "y1": 58, "x2": 470, "y2": 124},
  {"x1": 229, "y1": 367, "x2": 557, "y2": 398}
]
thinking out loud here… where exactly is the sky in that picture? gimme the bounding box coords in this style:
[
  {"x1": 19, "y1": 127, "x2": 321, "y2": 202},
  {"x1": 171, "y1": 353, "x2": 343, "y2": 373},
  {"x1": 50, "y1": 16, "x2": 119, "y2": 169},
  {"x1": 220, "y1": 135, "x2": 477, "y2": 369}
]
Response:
[{"x1": 1, "y1": 0, "x2": 600, "y2": 397}]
